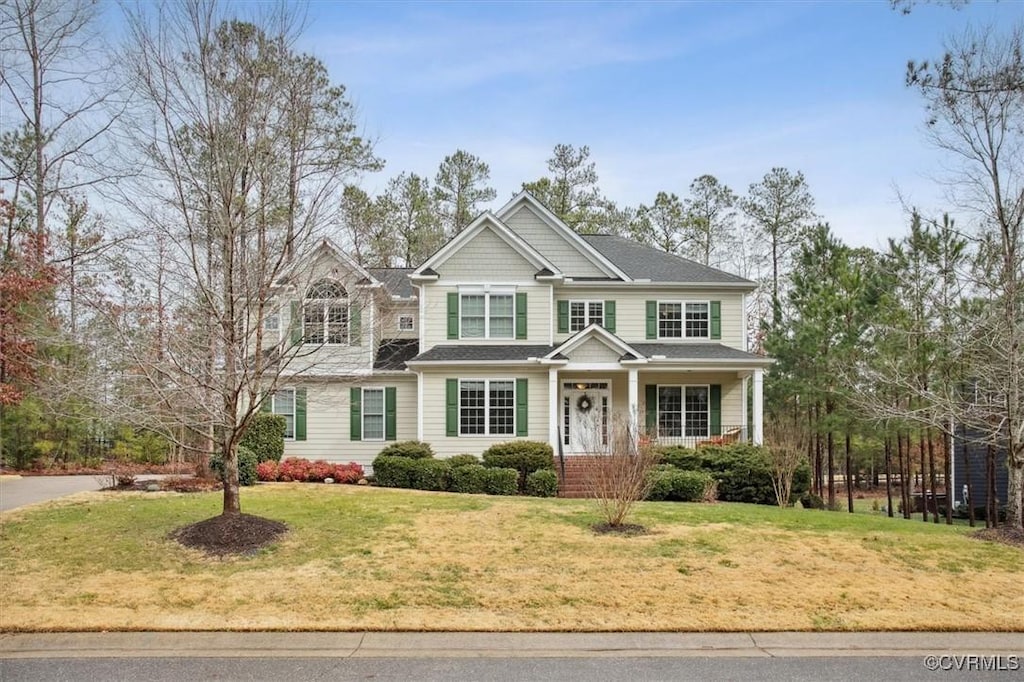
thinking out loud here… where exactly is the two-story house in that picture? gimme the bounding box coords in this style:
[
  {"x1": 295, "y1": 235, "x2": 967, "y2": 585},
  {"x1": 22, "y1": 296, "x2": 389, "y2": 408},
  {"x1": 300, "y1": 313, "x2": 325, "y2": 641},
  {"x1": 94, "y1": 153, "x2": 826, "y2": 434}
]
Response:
[{"x1": 266, "y1": 191, "x2": 769, "y2": 468}]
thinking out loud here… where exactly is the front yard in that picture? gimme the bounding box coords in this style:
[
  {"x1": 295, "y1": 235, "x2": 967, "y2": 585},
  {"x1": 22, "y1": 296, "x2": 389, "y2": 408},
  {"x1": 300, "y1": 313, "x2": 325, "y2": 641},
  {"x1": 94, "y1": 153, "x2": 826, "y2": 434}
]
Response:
[{"x1": 0, "y1": 485, "x2": 1021, "y2": 632}]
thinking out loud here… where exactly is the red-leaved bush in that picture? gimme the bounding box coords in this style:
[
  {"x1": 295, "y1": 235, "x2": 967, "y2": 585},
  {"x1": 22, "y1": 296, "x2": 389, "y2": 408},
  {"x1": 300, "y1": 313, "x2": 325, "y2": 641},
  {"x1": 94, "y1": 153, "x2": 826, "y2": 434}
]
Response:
[
  {"x1": 306, "y1": 459, "x2": 334, "y2": 482},
  {"x1": 270, "y1": 457, "x2": 364, "y2": 484},
  {"x1": 256, "y1": 461, "x2": 279, "y2": 482},
  {"x1": 332, "y1": 462, "x2": 364, "y2": 483},
  {"x1": 277, "y1": 457, "x2": 311, "y2": 482}
]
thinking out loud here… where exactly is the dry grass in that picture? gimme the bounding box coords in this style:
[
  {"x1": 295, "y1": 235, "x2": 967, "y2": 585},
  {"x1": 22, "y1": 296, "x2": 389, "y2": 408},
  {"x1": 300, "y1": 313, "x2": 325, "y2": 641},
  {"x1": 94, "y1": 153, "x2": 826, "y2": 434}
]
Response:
[{"x1": 1, "y1": 484, "x2": 1022, "y2": 632}]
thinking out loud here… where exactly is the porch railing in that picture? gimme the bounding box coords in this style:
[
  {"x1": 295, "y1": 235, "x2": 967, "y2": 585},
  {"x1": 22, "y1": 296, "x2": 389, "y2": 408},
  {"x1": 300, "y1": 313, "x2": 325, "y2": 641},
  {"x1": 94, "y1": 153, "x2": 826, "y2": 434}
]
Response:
[{"x1": 641, "y1": 425, "x2": 749, "y2": 450}]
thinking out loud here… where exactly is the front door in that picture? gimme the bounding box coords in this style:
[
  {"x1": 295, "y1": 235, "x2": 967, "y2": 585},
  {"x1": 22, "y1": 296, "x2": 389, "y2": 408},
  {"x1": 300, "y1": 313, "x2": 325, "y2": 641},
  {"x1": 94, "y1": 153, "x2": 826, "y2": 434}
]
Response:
[{"x1": 563, "y1": 382, "x2": 610, "y2": 453}]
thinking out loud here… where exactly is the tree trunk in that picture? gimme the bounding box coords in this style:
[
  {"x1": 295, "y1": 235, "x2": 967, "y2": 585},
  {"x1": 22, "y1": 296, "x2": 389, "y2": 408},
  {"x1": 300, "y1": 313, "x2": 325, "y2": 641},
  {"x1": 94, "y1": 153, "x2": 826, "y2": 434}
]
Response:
[
  {"x1": 884, "y1": 435, "x2": 894, "y2": 518},
  {"x1": 942, "y1": 430, "x2": 953, "y2": 525},
  {"x1": 919, "y1": 433, "x2": 929, "y2": 522},
  {"x1": 928, "y1": 430, "x2": 939, "y2": 524},
  {"x1": 987, "y1": 445, "x2": 998, "y2": 529},
  {"x1": 827, "y1": 430, "x2": 835, "y2": 511},
  {"x1": 845, "y1": 431, "x2": 854, "y2": 513}
]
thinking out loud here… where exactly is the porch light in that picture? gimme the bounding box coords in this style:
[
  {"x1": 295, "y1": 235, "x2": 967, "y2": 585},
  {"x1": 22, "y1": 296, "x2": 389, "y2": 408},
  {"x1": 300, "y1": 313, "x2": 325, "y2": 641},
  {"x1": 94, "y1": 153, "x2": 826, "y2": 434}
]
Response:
[{"x1": 575, "y1": 383, "x2": 587, "y2": 390}]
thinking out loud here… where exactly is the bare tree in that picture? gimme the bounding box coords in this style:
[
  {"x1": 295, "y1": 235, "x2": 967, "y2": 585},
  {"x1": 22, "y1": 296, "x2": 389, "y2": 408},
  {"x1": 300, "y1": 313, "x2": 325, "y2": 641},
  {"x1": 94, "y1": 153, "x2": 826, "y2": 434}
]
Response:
[
  {"x1": 765, "y1": 415, "x2": 808, "y2": 508},
  {"x1": 578, "y1": 415, "x2": 660, "y2": 530}
]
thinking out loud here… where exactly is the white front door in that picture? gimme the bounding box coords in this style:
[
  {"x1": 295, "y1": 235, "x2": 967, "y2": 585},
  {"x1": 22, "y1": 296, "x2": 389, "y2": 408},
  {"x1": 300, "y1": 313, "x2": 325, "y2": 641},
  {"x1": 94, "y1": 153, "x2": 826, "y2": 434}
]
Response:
[{"x1": 563, "y1": 382, "x2": 610, "y2": 453}]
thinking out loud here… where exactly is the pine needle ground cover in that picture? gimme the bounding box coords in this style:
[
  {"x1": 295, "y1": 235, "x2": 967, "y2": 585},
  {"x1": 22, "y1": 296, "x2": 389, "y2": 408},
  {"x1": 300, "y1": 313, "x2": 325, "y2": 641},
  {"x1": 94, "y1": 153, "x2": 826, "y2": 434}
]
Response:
[{"x1": 1, "y1": 485, "x2": 1021, "y2": 632}]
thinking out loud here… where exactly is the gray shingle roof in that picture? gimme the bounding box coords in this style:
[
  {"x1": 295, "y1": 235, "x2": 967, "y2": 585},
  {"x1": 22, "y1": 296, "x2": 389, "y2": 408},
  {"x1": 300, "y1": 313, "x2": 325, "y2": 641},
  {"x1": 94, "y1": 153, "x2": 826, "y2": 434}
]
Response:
[
  {"x1": 368, "y1": 268, "x2": 415, "y2": 298},
  {"x1": 581, "y1": 235, "x2": 754, "y2": 285},
  {"x1": 628, "y1": 343, "x2": 766, "y2": 362},
  {"x1": 410, "y1": 345, "x2": 556, "y2": 363},
  {"x1": 374, "y1": 339, "x2": 420, "y2": 370}
]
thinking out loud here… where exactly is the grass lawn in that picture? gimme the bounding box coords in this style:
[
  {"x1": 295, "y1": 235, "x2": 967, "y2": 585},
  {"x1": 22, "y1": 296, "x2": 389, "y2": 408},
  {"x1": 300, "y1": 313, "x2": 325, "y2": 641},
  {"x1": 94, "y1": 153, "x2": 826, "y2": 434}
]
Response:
[{"x1": 1, "y1": 484, "x2": 1021, "y2": 632}]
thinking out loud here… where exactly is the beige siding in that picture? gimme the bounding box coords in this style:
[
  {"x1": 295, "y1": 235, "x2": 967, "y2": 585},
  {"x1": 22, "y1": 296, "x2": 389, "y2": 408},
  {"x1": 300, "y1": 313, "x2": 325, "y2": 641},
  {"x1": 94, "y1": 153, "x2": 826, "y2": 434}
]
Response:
[
  {"x1": 564, "y1": 338, "x2": 622, "y2": 363},
  {"x1": 281, "y1": 376, "x2": 418, "y2": 470},
  {"x1": 555, "y1": 288, "x2": 746, "y2": 350},
  {"x1": 421, "y1": 282, "x2": 552, "y2": 349},
  {"x1": 638, "y1": 370, "x2": 745, "y2": 438},
  {"x1": 420, "y1": 370, "x2": 550, "y2": 458},
  {"x1": 436, "y1": 224, "x2": 538, "y2": 280},
  {"x1": 380, "y1": 301, "x2": 419, "y2": 341},
  {"x1": 504, "y1": 206, "x2": 608, "y2": 278}
]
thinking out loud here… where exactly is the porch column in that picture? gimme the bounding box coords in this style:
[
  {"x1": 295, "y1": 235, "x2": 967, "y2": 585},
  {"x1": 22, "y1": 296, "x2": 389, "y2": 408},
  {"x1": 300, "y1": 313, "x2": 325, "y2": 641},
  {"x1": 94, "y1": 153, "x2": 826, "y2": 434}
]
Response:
[
  {"x1": 628, "y1": 368, "x2": 639, "y2": 451},
  {"x1": 753, "y1": 369, "x2": 764, "y2": 445},
  {"x1": 548, "y1": 367, "x2": 559, "y2": 450}
]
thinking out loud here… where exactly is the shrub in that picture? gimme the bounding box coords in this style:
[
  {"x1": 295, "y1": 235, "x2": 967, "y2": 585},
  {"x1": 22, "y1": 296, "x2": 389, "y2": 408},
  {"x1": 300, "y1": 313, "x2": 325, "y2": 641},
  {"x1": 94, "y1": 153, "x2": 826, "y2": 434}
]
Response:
[
  {"x1": 277, "y1": 457, "x2": 312, "y2": 483},
  {"x1": 372, "y1": 455, "x2": 416, "y2": 488},
  {"x1": 483, "y1": 467, "x2": 519, "y2": 496},
  {"x1": 331, "y1": 462, "x2": 364, "y2": 484},
  {"x1": 653, "y1": 446, "x2": 703, "y2": 471},
  {"x1": 800, "y1": 492, "x2": 826, "y2": 510},
  {"x1": 481, "y1": 441, "x2": 554, "y2": 493},
  {"x1": 646, "y1": 469, "x2": 712, "y2": 502},
  {"x1": 376, "y1": 440, "x2": 435, "y2": 460},
  {"x1": 305, "y1": 459, "x2": 335, "y2": 482},
  {"x1": 525, "y1": 469, "x2": 559, "y2": 497},
  {"x1": 209, "y1": 446, "x2": 258, "y2": 486},
  {"x1": 446, "y1": 454, "x2": 480, "y2": 469},
  {"x1": 449, "y1": 464, "x2": 488, "y2": 494},
  {"x1": 410, "y1": 459, "x2": 451, "y2": 491},
  {"x1": 256, "y1": 460, "x2": 279, "y2": 482},
  {"x1": 240, "y1": 413, "x2": 286, "y2": 463}
]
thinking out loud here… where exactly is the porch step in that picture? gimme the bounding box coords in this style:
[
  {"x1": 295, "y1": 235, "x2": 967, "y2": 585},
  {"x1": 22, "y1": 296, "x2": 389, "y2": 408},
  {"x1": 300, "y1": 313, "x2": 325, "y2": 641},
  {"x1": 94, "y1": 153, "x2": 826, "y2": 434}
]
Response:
[{"x1": 555, "y1": 456, "x2": 604, "y2": 499}]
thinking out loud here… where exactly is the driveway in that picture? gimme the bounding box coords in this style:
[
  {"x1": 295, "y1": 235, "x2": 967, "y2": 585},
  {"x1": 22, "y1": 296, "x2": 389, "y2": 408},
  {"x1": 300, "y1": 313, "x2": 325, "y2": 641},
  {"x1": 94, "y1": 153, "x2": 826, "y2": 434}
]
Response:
[{"x1": 0, "y1": 475, "x2": 109, "y2": 512}]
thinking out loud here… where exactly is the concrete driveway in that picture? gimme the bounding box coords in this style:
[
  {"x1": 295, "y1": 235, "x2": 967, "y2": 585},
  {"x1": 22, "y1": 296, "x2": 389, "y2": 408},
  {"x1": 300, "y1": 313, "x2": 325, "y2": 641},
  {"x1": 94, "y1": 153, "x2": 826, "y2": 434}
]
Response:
[{"x1": 0, "y1": 475, "x2": 107, "y2": 512}]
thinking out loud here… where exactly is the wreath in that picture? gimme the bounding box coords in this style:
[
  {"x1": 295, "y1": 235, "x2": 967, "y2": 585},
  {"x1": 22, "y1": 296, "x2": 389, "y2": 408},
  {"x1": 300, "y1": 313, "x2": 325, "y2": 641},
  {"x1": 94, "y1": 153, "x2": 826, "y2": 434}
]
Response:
[{"x1": 576, "y1": 394, "x2": 594, "y2": 413}]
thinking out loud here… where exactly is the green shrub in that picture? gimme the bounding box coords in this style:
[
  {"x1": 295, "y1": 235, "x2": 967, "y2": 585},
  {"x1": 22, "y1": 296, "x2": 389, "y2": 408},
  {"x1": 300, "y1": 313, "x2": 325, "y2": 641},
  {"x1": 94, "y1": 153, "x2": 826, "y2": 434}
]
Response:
[
  {"x1": 483, "y1": 467, "x2": 519, "y2": 496},
  {"x1": 525, "y1": 469, "x2": 559, "y2": 497},
  {"x1": 646, "y1": 468, "x2": 712, "y2": 502},
  {"x1": 240, "y1": 413, "x2": 286, "y2": 463},
  {"x1": 800, "y1": 492, "x2": 826, "y2": 510},
  {"x1": 481, "y1": 441, "x2": 554, "y2": 493},
  {"x1": 209, "y1": 446, "x2": 258, "y2": 486},
  {"x1": 653, "y1": 446, "x2": 703, "y2": 471},
  {"x1": 376, "y1": 440, "x2": 435, "y2": 459},
  {"x1": 371, "y1": 455, "x2": 416, "y2": 488},
  {"x1": 449, "y1": 464, "x2": 489, "y2": 494},
  {"x1": 446, "y1": 454, "x2": 480, "y2": 469},
  {"x1": 410, "y1": 459, "x2": 451, "y2": 491}
]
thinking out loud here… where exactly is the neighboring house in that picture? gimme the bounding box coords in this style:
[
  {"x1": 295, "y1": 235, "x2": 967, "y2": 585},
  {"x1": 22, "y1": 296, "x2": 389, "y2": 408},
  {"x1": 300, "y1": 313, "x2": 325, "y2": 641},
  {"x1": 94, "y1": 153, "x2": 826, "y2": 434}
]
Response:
[
  {"x1": 951, "y1": 426, "x2": 1009, "y2": 518},
  {"x1": 266, "y1": 191, "x2": 770, "y2": 468}
]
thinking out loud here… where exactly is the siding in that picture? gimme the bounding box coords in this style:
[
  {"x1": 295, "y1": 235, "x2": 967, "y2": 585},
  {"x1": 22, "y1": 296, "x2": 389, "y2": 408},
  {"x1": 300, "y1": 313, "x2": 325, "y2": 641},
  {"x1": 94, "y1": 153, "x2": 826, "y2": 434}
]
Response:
[
  {"x1": 504, "y1": 206, "x2": 609, "y2": 278},
  {"x1": 564, "y1": 338, "x2": 622, "y2": 363},
  {"x1": 952, "y1": 426, "x2": 1009, "y2": 512},
  {"x1": 381, "y1": 301, "x2": 419, "y2": 341},
  {"x1": 421, "y1": 282, "x2": 552, "y2": 349},
  {"x1": 639, "y1": 370, "x2": 745, "y2": 434},
  {"x1": 280, "y1": 376, "x2": 418, "y2": 470},
  {"x1": 436, "y1": 224, "x2": 539, "y2": 279}
]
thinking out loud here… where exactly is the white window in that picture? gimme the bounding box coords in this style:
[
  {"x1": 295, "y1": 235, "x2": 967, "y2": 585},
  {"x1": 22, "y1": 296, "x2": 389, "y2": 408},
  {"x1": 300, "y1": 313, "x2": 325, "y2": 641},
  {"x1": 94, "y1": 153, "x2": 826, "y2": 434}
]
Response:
[
  {"x1": 304, "y1": 280, "x2": 348, "y2": 345},
  {"x1": 272, "y1": 389, "x2": 296, "y2": 439},
  {"x1": 657, "y1": 385, "x2": 709, "y2": 438},
  {"x1": 362, "y1": 388, "x2": 384, "y2": 441},
  {"x1": 659, "y1": 301, "x2": 709, "y2": 339},
  {"x1": 460, "y1": 292, "x2": 514, "y2": 339},
  {"x1": 398, "y1": 314, "x2": 415, "y2": 332},
  {"x1": 569, "y1": 300, "x2": 604, "y2": 332},
  {"x1": 459, "y1": 379, "x2": 515, "y2": 436},
  {"x1": 264, "y1": 309, "x2": 280, "y2": 332}
]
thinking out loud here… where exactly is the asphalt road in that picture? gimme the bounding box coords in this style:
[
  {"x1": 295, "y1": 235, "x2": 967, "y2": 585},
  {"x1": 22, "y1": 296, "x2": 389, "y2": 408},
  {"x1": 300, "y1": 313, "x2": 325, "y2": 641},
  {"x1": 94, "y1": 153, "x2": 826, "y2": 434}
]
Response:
[
  {"x1": 0, "y1": 475, "x2": 106, "y2": 512},
  {"x1": 1, "y1": 655, "x2": 1017, "y2": 682}
]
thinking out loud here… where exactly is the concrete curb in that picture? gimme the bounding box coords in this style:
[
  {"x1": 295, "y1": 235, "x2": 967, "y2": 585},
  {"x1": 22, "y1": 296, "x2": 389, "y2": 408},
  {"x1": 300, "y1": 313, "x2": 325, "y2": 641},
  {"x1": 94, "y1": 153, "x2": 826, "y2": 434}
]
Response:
[{"x1": 1, "y1": 632, "x2": 1021, "y2": 659}]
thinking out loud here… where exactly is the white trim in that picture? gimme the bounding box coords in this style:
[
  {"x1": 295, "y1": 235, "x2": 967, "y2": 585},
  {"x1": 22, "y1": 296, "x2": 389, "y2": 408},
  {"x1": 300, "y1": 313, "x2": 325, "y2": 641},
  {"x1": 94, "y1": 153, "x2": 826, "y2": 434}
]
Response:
[
  {"x1": 457, "y1": 290, "x2": 516, "y2": 340},
  {"x1": 276, "y1": 238, "x2": 378, "y2": 287},
  {"x1": 546, "y1": 323, "x2": 643, "y2": 361},
  {"x1": 561, "y1": 378, "x2": 613, "y2": 453},
  {"x1": 753, "y1": 369, "x2": 764, "y2": 445},
  {"x1": 417, "y1": 285, "x2": 426, "y2": 356},
  {"x1": 548, "y1": 285, "x2": 554, "y2": 346},
  {"x1": 398, "y1": 314, "x2": 415, "y2": 332},
  {"x1": 270, "y1": 387, "x2": 297, "y2": 441},
  {"x1": 413, "y1": 212, "x2": 560, "y2": 277},
  {"x1": 548, "y1": 368, "x2": 559, "y2": 449},
  {"x1": 566, "y1": 299, "x2": 606, "y2": 333},
  {"x1": 558, "y1": 280, "x2": 756, "y2": 291},
  {"x1": 657, "y1": 299, "x2": 711, "y2": 340},
  {"x1": 456, "y1": 377, "x2": 518, "y2": 437},
  {"x1": 360, "y1": 386, "x2": 386, "y2": 442},
  {"x1": 416, "y1": 372, "x2": 424, "y2": 442},
  {"x1": 655, "y1": 383, "x2": 712, "y2": 440}
]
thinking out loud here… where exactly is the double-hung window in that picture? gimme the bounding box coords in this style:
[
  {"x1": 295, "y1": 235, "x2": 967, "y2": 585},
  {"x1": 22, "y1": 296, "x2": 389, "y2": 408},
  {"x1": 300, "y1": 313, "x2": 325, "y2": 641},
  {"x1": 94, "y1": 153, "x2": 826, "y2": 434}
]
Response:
[
  {"x1": 659, "y1": 301, "x2": 709, "y2": 339},
  {"x1": 459, "y1": 379, "x2": 515, "y2": 436},
  {"x1": 657, "y1": 385, "x2": 709, "y2": 438},
  {"x1": 362, "y1": 388, "x2": 385, "y2": 441},
  {"x1": 304, "y1": 280, "x2": 349, "y2": 345},
  {"x1": 272, "y1": 389, "x2": 296, "y2": 439},
  {"x1": 569, "y1": 300, "x2": 605, "y2": 332},
  {"x1": 460, "y1": 291, "x2": 514, "y2": 339}
]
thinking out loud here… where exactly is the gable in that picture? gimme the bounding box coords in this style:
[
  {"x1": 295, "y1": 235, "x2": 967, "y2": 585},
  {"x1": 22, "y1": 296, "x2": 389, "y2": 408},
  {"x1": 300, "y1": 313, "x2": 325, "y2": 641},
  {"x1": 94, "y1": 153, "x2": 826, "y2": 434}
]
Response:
[
  {"x1": 503, "y1": 205, "x2": 610, "y2": 279},
  {"x1": 563, "y1": 337, "x2": 623, "y2": 363},
  {"x1": 435, "y1": 224, "x2": 538, "y2": 279}
]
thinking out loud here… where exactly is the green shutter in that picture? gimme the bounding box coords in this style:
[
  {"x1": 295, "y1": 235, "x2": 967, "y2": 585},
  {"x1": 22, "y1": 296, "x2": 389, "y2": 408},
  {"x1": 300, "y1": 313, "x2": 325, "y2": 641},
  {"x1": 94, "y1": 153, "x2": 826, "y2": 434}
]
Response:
[
  {"x1": 295, "y1": 387, "x2": 307, "y2": 441},
  {"x1": 710, "y1": 301, "x2": 721, "y2": 340},
  {"x1": 646, "y1": 300, "x2": 657, "y2": 339},
  {"x1": 349, "y1": 387, "x2": 361, "y2": 441},
  {"x1": 290, "y1": 300, "x2": 302, "y2": 345},
  {"x1": 446, "y1": 379, "x2": 459, "y2": 437},
  {"x1": 349, "y1": 305, "x2": 361, "y2": 345},
  {"x1": 604, "y1": 300, "x2": 616, "y2": 333},
  {"x1": 557, "y1": 300, "x2": 569, "y2": 334},
  {"x1": 385, "y1": 387, "x2": 397, "y2": 441},
  {"x1": 645, "y1": 385, "x2": 657, "y2": 436},
  {"x1": 710, "y1": 384, "x2": 722, "y2": 436},
  {"x1": 515, "y1": 292, "x2": 527, "y2": 340},
  {"x1": 516, "y1": 378, "x2": 528, "y2": 437},
  {"x1": 447, "y1": 292, "x2": 459, "y2": 339}
]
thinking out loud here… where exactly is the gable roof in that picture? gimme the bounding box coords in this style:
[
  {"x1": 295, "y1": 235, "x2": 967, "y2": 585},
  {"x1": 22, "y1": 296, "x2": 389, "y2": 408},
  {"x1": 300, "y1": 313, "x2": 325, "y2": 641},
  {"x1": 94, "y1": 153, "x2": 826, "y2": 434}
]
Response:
[
  {"x1": 581, "y1": 235, "x2": 756, "y2": 287},
  {"x1": 368, "y1": 268, "x2": 415, "y2": 299},
  {"x1": 412, "y1": 211, "x2": 559, "y2": 278},
  {"x1": 276, "y1": 238, "x2": 377, "y2": 288},
  {"x1": 628, "y1": 343, "x2": 771, "y2": 364},
  {"x1": 544, "y1": 324, "x2": 643, "y2": 361},
  {"x1": 496, "y1": 192, "x2": 630, "y2": 281}
]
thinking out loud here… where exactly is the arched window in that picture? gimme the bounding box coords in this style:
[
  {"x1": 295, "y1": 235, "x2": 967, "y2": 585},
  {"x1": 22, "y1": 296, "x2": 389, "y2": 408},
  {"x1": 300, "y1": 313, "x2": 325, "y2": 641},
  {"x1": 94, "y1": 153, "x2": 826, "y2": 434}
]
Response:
[{"x1": 304, "y1": 279, "x2": 349, "y2": 344}]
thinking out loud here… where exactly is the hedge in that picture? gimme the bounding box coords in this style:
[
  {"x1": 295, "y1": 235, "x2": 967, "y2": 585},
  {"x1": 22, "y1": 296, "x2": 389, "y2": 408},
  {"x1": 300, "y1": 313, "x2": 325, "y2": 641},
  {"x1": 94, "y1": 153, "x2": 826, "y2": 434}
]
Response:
[
  {"x1": 481, "y1": 441, "x2": 554, "y2": 493},
  {"x1": 240, "y1": 413, "x2": 286, "y2": 463},
  {"x1": 646, "y1": 468, "x2": 713, "y2": 502},
  {"x1": 446, "y1": 454, "x2": 481, "y2": 469},
  {"x1": 209, "y1": 446, "x2": 258, "y2": 486},
  {"x1": 449, "y1": 464, "x2": 489, "y2": 494},
  {"x1": 376, "y1": 440, "x2": 435, "y2": 459},
  {"x1": 372, "y1": 455, "x2": 417, "y2": 488},
  {"x1": 410, "y1": 459, "x2": 450, "y2": 491},
  {"x1": 525, "y1": 469, "x2": 559, "y2": 497},
  {"x1": 483, "y1": 467, "x2": 519, "y2": 496}
]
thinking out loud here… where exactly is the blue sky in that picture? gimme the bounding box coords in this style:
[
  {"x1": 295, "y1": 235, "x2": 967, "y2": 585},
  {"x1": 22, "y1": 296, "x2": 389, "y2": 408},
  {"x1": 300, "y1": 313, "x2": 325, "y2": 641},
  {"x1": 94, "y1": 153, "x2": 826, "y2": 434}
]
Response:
[{"x1": 294, "y1": 0, "x2": 1024, "y2": 250}]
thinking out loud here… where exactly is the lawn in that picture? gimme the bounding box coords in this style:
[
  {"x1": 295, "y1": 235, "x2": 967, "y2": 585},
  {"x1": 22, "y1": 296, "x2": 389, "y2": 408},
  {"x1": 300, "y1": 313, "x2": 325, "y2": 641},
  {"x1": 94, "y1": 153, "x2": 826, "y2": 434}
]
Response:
[{"x1": 1, "y1": 484, "x2": 1021, "y2": 632}]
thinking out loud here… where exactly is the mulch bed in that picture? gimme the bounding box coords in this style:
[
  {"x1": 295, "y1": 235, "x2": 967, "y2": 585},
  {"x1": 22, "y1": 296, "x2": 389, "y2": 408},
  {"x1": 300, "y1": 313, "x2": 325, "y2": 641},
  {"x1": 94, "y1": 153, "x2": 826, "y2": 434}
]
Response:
[
  {"x1": 170, "y1": 513, "x2": 288, "y2": 556},
  {"x1": 971, "y1": 526, "x2": 1024, "y2": 549},
  {"x1": 110, "y1": 477, "x2": 222, "y2": 493},
  {"x1": 591, "y1": 522, "x2": 649, "y2": 536}
]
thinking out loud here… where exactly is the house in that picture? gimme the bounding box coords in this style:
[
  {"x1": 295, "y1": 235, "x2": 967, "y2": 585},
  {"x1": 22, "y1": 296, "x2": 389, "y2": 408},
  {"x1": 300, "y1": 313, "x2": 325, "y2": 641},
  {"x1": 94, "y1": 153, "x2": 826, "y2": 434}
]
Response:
[
  {"x1": 263, "y1": 191, "x2": 770, "y2": 469},
  {"x1": 951, "y1": 426, "x2": 1009, "y2": 519}
]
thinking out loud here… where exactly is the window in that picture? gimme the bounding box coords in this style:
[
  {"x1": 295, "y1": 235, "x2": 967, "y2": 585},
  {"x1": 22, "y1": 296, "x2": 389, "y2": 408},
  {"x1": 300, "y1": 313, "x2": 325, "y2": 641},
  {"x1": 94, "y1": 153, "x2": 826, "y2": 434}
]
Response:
[
  {"x1": 304, "y1": 280, "x2": 348, "y2": 345},
  {"x1": 272, "y1": 389, "x2": 296, "y2": 439},
  {"x1": 657, "y1": 385, "x2": 709, "y2": 438},
  {"x1": 460, "y1": 292, "x2": 514, "y2": 339},
  {"x1": 398, "y1": 314, "x2": 415, "y2": 331},
  {"x1": 569, "y1": 300, "x2": 604, "y2": 332},
  {"x1": 264, "y1": 309, "x2": 279, "y2": 332},
  {"x1": 659, "y1": 301, "x2": 709, "y2": 339},
  {"x1": 459, "y1": 379, "x2": 515, "y2": 436},
  {"x1": 362, "y1": 388, "x2": 384, "y2": 441}
]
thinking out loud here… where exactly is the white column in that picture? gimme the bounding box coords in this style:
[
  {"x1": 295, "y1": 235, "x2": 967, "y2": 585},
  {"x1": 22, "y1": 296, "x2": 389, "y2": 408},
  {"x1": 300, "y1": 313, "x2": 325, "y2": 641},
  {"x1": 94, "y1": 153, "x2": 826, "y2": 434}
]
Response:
[
  {"x1": 549, "y1": 368, "x2": 559, "y2": 451},
  {"x1": 628, "y1": 368, "x2": 639, "y2": 450},
  {"x1": 416, "y1": 371, "x2": 424, "y2": 442},
  {"x1": 740, "y1": 373, "x2": 748, "y2": 441},
  {"x1": 753, "y1": 369, "x2": 764, "y2": 445}
]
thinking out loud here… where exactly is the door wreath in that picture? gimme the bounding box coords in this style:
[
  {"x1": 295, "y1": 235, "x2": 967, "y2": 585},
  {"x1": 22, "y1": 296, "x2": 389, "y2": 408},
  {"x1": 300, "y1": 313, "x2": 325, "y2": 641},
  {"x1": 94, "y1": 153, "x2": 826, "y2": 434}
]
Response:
[{"x1": 576, "y1": 394, "x2": 593, "y2": 413}]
